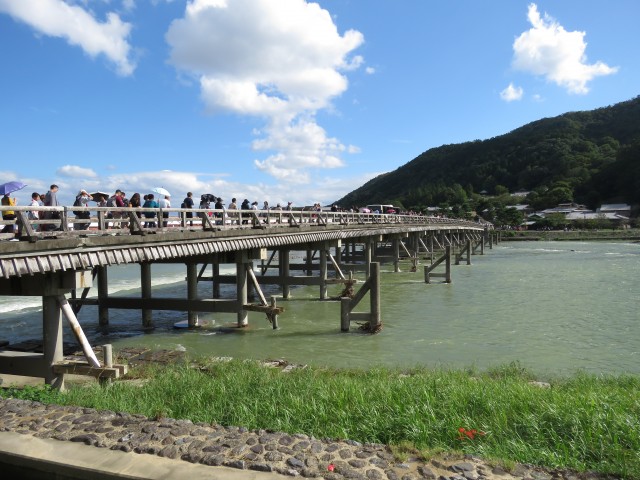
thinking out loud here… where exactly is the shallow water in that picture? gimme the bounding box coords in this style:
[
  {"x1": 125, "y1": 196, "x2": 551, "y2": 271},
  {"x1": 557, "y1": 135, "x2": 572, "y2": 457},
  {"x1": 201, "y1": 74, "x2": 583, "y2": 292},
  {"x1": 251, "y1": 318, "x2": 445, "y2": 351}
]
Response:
[{"x1": 1, "y1": 241, "x2": 638, "y2": 376}]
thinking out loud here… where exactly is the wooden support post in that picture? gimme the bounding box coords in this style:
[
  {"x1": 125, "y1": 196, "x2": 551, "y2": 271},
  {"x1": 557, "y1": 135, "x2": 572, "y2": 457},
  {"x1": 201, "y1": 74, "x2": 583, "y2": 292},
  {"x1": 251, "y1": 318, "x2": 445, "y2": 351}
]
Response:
[
  {"x1": 281, "y1": 248, "x2": 290, "y2": 299},
  {"x1": 365, "y1": 240, "x2": 373, "y2": 277},
  {"x1": 335, "y1": 243, "x2": 342, "y2": 267},
  {"x1": 58, "y1": 295, "x2": 100, "y2": 367},
  {"x1": 187, "y1": 262, "x2": 199, "y2": 327},
  {"x1": 424, "y1": 245, "x2": 452, "y2": 284},
  {"x1": 43, "y1": 295, "x2": 64, "y2": 389},
  {"x1": 445, "y1": 245, "x2": 452, "y2": 283},
  {"x1": 212, "y1": 259, "x2": 220, "y2": 299},
  {"x1": 339, "y1": 262, "x2": 381, "y2": 333},
  {"x1": 340, "y1": 297, "x2": 350, "y2": 332},
  {"x1": 319, "y1": 246, "x2": 328, "y2": 300},
  {"x1": 327, "y1": 251, "x2": 346, "y2": 280},
  {"x1": 369, "y1": 262, "x2": 381, "y2": 332},
  {"x1": 141, "y1": 262, "x2": 153, "y2": 328},
  {"x1": 393, "y1": 238, "x2": 400, "y2": 273},
  {"x1": 236, "y1": 256, "x2": 248, "y2": 327},
  {"x1": 97, "y1": 266, "x2": 109, "y2": 326},
  {"x1": 465, "y1": 239, "x2": 471, "y2": 265},
  {"x1": 270, "y1": 297, "x2": 279, "y2": 329},
  {"x1": 306, "y1": 248, "x2": 313, "y2": 276},
  {"x1": 102, "y1": 344, "x2": 113, "y2": 368}
]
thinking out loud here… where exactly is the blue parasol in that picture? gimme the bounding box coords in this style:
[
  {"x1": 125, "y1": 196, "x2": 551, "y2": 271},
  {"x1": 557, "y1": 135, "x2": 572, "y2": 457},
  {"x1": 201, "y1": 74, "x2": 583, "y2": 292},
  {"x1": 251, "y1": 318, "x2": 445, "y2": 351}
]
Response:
[{"x1": 0, "y1": 181, "x2": 27, "y2": 195}]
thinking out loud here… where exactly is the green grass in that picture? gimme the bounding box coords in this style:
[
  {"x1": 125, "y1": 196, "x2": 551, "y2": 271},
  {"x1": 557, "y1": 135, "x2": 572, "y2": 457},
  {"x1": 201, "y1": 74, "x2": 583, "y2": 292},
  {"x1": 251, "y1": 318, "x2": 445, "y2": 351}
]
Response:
[{"x1": 6, "y1": 360, "x2": 640, "y2": 478}]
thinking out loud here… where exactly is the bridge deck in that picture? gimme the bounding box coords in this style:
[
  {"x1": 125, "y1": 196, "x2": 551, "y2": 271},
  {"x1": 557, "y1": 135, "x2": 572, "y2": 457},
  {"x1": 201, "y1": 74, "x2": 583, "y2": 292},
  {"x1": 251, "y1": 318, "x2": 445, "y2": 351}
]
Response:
[{"x1": 0, "y1": 207, "x2": 487, "y2": 279}]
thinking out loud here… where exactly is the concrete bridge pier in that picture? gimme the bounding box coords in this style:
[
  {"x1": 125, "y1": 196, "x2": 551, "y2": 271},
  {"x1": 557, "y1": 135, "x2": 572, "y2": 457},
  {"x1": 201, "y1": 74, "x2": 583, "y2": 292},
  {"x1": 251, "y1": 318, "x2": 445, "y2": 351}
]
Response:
[
  {"x1": 97, "y1": 266, "x2": 109, "y2": 326},
  {"x1": 141, "y1": 262, "x2": 153, "y2": 328},
  {"x1": 236, "y1": 252, "x2": 250, "y2": 327},
  {"x1": 187, "y1": 262, "x2": 199, "y2": 327},
  {"x1": 43, "y1": 294, "x2": 65, "y2": 389},
  {"x1": 319, "y1": 245, "x2": 328, "y2": 300},
  {"x1": 212, "y1": 258, "x2": 221, "y2": 299},
  {"x1": 280, "y1": 247, "x2": 291, "y2": 299}
]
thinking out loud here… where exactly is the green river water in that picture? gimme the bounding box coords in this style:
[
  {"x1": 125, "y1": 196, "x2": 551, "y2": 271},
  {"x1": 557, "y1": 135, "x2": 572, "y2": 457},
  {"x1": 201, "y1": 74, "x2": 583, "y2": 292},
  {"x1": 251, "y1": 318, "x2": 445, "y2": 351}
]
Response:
[{"x1": 109, "y1": 240, "x2": 639, "y2": 376}]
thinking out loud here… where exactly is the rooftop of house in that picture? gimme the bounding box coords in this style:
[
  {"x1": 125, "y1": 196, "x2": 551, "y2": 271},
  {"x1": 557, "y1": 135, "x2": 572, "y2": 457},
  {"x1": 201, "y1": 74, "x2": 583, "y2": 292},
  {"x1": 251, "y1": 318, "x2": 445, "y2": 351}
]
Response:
[{"x1": 598, "y1": 203, "x2": 631, "y2": 212}]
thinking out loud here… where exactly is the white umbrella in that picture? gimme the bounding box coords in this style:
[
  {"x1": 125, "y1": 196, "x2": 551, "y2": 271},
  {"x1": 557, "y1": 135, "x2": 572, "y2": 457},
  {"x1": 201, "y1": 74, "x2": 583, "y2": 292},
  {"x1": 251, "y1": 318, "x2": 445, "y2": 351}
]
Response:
[{"x1": 152, "y1": 187, "x2": 171, "y2": 197}]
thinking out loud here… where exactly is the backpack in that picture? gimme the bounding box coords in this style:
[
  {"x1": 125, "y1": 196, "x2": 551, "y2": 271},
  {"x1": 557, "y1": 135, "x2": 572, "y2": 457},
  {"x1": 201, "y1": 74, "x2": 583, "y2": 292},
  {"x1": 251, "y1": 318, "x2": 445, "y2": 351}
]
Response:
[
  {"x1": 106, "y1": 196, "x2": 115, "y2": 207},
  {"x1": 181, "y1": 202, "x2": 186, "y2": 209},
  {"x1": 72, "y1": 195, "x2": 83, "y2": 216}
]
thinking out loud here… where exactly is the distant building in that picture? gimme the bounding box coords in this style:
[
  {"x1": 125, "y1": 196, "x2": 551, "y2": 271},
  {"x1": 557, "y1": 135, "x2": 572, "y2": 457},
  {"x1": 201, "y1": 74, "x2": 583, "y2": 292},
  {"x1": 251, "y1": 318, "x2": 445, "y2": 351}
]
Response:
[
  {"x1": 506, "y1": 204, "x2": 534, "y2": 215},
  {"x1": 597, "y1": 204, "x2": 631, "y2": 217}
]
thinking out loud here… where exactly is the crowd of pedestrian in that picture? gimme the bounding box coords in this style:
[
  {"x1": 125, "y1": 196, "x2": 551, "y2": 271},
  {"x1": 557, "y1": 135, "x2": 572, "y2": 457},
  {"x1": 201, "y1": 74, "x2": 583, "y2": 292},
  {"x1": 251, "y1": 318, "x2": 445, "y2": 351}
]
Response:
[{"x1": 3, "y1": 183, "x2": 419, "y2": 236}]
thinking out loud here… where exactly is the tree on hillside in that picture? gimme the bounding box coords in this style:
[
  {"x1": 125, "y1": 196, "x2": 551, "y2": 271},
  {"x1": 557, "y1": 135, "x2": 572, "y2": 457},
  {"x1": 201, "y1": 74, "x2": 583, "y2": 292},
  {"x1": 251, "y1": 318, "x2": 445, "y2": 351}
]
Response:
[{"x1": 336, "y1": 96, "x2": 640, "y2": 215}]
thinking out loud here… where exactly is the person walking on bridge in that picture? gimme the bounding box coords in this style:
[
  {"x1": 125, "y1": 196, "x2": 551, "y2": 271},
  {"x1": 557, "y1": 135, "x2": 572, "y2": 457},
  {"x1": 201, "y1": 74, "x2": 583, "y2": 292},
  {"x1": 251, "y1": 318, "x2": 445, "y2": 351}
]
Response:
[
  {"x1": 43, "y1": 184, "x2": 60, "y2": 231},
  {"x1": 73, "y1": 189, "x2": 93, "y2": 231},
  {"x1": 182, "y1": 192, "x2": 194, "y2": 226},
  {"x1": 1, "y1": 193, "x2": 17, "y2": 233}
]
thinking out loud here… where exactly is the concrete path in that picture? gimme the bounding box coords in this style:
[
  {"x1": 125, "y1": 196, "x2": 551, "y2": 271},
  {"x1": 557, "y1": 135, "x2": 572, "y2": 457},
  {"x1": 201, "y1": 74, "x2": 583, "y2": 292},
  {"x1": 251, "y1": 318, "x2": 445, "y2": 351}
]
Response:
[{"x1": 0, "y1": 431, "x2": 281, "y2": 480}]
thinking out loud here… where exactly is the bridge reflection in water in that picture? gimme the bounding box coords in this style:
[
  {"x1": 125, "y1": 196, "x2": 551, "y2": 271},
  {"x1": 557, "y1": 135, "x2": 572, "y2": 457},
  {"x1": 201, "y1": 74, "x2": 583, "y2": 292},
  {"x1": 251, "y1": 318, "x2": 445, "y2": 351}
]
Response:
[{"x1": 0, "y1": 205, "x2": 495, "y2": 388}]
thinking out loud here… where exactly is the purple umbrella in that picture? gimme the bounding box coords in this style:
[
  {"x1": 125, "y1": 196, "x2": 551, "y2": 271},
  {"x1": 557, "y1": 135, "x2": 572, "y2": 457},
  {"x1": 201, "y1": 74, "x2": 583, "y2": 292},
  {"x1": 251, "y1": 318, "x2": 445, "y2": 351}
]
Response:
[{"x1": 0, "y1": 181, "x2": 27, "y2": 195}]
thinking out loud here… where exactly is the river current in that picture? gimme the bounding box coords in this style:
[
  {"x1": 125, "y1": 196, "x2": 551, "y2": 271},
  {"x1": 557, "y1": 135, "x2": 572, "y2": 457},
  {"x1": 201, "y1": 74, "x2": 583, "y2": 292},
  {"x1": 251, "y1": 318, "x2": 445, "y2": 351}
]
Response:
[{"x1": 1, "y1": 241, "x2": 638, "y2": 376}]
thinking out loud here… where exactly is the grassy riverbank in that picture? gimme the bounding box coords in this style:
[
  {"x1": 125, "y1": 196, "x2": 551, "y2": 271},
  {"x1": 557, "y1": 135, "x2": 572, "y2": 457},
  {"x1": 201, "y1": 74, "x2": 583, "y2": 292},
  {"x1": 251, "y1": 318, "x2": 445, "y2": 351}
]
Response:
[
  {"x1": 7, "y1": 360, "x2": 639, "y2": 478},
  {"x1": 500, "y1": 228, "x2": 640, "y2": 242}
]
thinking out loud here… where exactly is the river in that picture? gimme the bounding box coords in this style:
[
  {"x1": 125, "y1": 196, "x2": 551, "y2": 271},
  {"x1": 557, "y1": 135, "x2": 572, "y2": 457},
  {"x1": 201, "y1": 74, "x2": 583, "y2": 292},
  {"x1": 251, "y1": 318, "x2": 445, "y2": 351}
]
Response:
[{"x1": 1, "y1": 241, "x2": 638, "y2": 376}]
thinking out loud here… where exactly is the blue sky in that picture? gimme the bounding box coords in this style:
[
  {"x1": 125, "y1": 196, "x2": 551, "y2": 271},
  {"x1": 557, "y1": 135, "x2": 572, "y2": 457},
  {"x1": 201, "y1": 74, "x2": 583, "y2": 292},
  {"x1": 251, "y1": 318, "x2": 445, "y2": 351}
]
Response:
[{"x1": 1, "y1": 0, "x2": 638, "y2": 207}]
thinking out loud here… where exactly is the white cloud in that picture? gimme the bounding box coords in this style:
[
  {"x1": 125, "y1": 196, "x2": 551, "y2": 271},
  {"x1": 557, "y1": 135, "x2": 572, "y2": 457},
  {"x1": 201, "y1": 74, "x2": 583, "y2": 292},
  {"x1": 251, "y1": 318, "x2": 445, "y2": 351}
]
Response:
[
  {"x1": 0, "y1": 0, "x2": 136, "y2": 76},
  {"x1": 500, "y1": 83, "x2": 524, "y2": 102},
  {"x1": 512, "y1": 3, "x2": 617, "y2": 94},
  {"x1": 365, "y1": 66, "x2": 376, "y2": 75},
  {"x1": 122, "y1": 0, "x2": 135, "y2": 12},
  {"x1": 166, "y1": 0, "x2": 364, "y2": 182},
  {"x1": 56, "y1": 165, "x2": 98, "y2": 178}
]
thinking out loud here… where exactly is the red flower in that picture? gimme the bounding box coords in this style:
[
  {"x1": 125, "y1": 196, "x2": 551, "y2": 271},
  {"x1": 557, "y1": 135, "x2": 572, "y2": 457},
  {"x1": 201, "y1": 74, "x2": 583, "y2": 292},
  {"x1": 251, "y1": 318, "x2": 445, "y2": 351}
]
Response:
[
  {"x1": 328, "y1": 464, "x2": 335, "y2": 472},
  {"x1": 457, "y1": 427, "x2": 485, "y2": 440}
]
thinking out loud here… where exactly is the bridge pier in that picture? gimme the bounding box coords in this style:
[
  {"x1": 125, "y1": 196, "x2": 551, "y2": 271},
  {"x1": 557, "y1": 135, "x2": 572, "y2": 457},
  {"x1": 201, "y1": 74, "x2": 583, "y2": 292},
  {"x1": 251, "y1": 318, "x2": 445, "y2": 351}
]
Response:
[
  {"x1": 187, "y1": 262, "x2": 199, "y2": 327},
  {"x1": 43, "y1": 295, "x2": 65, "y2": 389},
  {"x1": 236, "y1": 254, "x2": 250, "y2": 327},
  {"x1": 280, "y1": 248, "x2": 291, "y2": 299},
  {"x1": 141, "y1": 262, "x2": 153, "y2": 328},
  {"x1": 319, "y1": 245, "x2": 328, "y2": 300},
  {"x1": 97, "y1": 266, "x2": 109, "y2": 326}
]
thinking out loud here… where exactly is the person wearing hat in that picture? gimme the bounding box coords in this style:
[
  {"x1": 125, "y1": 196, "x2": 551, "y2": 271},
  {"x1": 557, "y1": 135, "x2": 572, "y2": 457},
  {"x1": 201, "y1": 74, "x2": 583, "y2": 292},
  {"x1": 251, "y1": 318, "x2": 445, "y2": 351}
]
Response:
[
  {"x1": 214, "y1": 197, "x2": 225, "y2": 225},
  {"x1": 241, "y1": 199, "x2": 251, "y2": 224},
  {"x1": 73, "y1": 189, "x2": 93, "y2": 230}
]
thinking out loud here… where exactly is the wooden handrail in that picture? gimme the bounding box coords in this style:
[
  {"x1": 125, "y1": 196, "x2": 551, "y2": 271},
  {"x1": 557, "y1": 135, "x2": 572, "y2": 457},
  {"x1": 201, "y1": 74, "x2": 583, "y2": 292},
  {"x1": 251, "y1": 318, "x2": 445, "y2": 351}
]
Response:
[{"x1": 1, "y1": 205, "x2": 491, "y2": 241}]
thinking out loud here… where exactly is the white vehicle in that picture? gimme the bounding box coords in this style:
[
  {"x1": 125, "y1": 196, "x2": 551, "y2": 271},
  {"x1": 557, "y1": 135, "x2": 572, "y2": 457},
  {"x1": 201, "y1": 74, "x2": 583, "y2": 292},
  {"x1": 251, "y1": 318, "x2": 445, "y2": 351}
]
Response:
[{"x1": 365, "y1": 204, "x2": 397, "y2": 214}]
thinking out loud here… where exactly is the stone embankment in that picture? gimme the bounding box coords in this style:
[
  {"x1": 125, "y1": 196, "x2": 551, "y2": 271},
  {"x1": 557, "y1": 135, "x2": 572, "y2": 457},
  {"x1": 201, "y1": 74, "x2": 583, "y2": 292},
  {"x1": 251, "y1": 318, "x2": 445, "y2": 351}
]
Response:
[{"x1": 0, "y1": 397, "x2": 612, "y2": 480}]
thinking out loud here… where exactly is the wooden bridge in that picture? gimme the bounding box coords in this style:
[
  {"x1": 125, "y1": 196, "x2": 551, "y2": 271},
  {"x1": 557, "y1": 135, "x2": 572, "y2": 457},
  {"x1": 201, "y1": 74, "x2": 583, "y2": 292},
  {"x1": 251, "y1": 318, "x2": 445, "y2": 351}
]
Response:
[{"x1": 0, "y1": 205, "x2": 495, "y2": 388}]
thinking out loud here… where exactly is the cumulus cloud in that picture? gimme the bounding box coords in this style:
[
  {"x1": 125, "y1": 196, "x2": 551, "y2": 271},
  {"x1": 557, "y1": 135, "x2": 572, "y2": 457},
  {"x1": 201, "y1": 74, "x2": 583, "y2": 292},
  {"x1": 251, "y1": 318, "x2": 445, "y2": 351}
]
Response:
[
  {"x1": 122, "y1": 0, "x2": 136, "y2": 12},
  {"x1": 0, "y1": 0, "x2": 136, "y2": 76},
  {"x1": 56, "y1": 165, "x2": 98, "y2": 178},
  {"x1": 166, "y1": 0, "x2": 364, "y2": 182},
  {"x1": 512, "y1": 3, "x2": 617, "y2": 94},
  {"x1": 500, "y1": 83, "x2": 524, "y2": 101}
]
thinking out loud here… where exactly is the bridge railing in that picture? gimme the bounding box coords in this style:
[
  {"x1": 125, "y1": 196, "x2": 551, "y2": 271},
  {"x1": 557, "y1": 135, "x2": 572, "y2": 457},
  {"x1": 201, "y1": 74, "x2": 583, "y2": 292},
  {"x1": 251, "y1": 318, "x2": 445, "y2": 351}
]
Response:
[{"x1": 0, "y1": 205, "x2": 488, "y2": 241}]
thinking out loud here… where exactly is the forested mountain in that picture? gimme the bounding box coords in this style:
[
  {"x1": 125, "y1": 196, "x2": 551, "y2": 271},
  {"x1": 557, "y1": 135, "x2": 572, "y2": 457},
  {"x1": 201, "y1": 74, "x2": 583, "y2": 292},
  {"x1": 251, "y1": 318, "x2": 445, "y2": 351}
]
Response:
[{"x1": 337, "y1": 96, "x2": 640, "y2": 214}]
